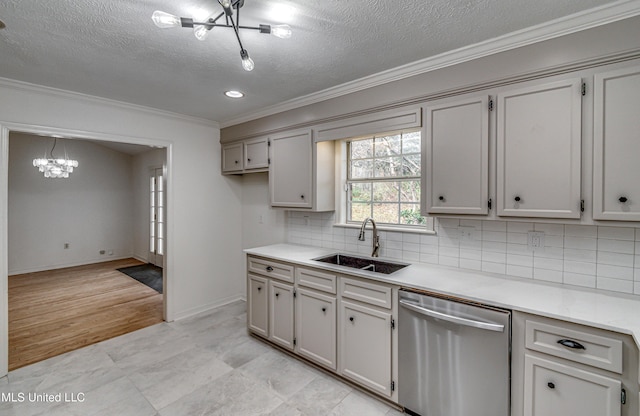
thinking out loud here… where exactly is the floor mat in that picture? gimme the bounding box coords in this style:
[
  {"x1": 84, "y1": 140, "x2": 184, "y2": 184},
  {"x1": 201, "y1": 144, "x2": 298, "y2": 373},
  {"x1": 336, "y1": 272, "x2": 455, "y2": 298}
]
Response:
[{"x1": 116, "y1": 263, "x2": 163, "y2": 294}]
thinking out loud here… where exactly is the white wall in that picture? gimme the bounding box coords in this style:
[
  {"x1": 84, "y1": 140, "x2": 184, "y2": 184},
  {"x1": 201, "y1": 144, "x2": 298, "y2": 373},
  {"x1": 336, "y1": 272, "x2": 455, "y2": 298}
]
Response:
[
  {"x1": 132, "y1": 148, "x2": 166, "y2": 262},
  {"x1": 241, "y1": 172, "x2": 287, "y2": 250},
  {"x1": 8, "y1": 133, "x2": 134, "y2": 274},
  {"x1": 0, "y1": 79, "x2": 245, "y2": 376}
]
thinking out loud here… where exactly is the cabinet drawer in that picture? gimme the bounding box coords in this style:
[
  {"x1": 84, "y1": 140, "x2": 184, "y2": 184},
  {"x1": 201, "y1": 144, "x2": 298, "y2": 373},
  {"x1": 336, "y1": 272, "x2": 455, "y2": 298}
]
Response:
[
  {"x1": 525, "y1": 320, "x2": 623, "y2": 374},
  {"x1": 339, "y1": 277, "x2": 392, "y2": 309},
  {"x1": 247, "y1": 256, "x2": 294, "y2": 283},
  {"x1": 296, "y1": 267, "x2": 337, "y2": 294}
]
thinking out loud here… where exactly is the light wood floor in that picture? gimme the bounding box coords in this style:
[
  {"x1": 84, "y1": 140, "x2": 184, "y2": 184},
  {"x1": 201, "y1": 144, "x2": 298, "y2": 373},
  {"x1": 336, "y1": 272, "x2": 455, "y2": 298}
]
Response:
[{"x1": 8, "y1": 258, "x2": 163, "y2": 370}]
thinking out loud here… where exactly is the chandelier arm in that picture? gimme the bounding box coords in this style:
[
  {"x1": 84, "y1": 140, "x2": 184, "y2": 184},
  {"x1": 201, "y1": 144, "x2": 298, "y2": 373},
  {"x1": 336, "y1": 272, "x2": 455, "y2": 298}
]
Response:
[
  {"x1": 226, "y1": 14, "x2": 246, "y2": 52},
  {"x1": 190, "y1": 22, "x2": 263, "y2": 31}
]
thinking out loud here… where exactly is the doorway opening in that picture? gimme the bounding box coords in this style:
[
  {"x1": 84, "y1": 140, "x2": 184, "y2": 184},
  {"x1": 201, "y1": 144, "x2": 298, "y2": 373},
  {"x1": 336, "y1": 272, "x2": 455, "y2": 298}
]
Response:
[{"x1": 5, "y1": 129, "x2": 170, "y2": 370}]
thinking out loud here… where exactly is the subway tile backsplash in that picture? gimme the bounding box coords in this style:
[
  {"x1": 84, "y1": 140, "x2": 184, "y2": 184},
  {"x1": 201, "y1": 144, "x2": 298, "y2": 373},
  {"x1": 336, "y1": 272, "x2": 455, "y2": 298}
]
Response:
[{"x1": 286, "y1": 211, "x2": 640, "y2": 297}]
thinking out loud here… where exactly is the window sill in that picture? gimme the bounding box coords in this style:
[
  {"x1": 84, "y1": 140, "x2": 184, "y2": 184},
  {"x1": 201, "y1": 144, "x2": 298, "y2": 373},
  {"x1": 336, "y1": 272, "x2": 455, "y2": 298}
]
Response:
[{"x1": 333, "y1": 222, "x2": 436, "y2": 235}]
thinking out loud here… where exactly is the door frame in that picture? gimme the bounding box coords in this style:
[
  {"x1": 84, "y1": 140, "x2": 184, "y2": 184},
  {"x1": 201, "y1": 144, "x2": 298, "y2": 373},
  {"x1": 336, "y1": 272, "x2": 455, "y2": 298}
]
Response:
[{"x1": 0, "y1": 122, "x2": 174, "y2": 377}]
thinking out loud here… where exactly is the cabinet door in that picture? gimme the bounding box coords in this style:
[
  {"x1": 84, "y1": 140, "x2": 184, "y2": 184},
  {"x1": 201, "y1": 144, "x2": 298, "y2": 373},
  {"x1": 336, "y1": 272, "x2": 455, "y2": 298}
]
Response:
[
  {"x1": 270, "y1": 130, "x2": 313, "y2": 208},
  {"x1": 593, "y1": 66, "x2": 640, "y2": 220},
  {"x1": 524, "y1": 355, "x2": 621, "y2": 416},
  {"x1": 295, "y1": 287, "x2": 336, "y2": 370},
  {"x1": 222, "y1": 143, "x2": 243, "y2": 173},
  {"x1": 497, "y1": 79, "x2": 582, "y2": 218},
  {"x1": 339, "y1": 300, "x2": 392, "y2": 397},
  {"x1": 268, "y1": 280, "x2": 294, "y2": 350},
  {"x1": 424, "y1": 95, "x2": 489, "y2": 215},
  {"x1": 248, "y1": 274, "x2": 268, "y2": 337},
  {"x1": 244, "y1": 137, "x2": 270, "y2": 170}
]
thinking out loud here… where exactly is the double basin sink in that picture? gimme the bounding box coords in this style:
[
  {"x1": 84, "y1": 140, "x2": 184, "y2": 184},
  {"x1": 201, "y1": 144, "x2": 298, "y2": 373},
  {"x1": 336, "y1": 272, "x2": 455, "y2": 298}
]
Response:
[{"x1": 313, "y1": 253, "x2": 409, "y2": 275}]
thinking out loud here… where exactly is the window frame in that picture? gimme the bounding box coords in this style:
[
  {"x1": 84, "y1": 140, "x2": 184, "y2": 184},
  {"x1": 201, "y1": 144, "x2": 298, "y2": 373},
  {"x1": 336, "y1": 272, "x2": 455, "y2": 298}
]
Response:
[{"x1": 343, "y1": 130, "x2": 427, "y2": 229}]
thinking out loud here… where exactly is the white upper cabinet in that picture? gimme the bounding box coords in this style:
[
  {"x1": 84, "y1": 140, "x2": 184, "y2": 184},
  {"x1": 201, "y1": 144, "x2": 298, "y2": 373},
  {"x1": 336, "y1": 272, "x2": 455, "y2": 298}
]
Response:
[
  {"x1": 497, "y1": 79, "x2": 583, "y2": 218},
  {"x1": 269, "y1": 129, "x2": 334, "y2": 211},
  {"x1": 423, "y1": 95, "x2": 490, "y2": 215},
  {"x1": 244, "y1": 136, "x2": 270, "y2": 170},
  {"x1": 593, "y1": 66, "x2": 640, "y2": 221},
  {"x1": 222, "y1": 142, "x2": 243, "y2": 173}
]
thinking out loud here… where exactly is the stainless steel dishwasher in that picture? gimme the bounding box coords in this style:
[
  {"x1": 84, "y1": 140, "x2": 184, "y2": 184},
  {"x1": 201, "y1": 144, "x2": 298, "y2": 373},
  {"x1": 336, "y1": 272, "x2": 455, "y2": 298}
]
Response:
[{"x1": 399, "y1": 289, "x2": 511, "y2": 416}]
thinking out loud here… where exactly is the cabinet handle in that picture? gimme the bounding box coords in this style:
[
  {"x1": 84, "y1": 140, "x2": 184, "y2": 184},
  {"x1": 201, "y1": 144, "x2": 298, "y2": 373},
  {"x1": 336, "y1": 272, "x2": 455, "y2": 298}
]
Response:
[
  {"x1": 275, "y1": 292, "x2": 280, "y2": 298},
  {"x1": 322, "y1": 307, "x2": 326, "y2": 312},
  {"x1": 438, "y1": 196, "x2": 444, "y2": 201},
  {"x1": 514, "y1": 196, "x2": 521, "y2": 202},
  {"x1": 349, "y1": 316, "x2": 355, "y2": 322},
  {"x1": 547, "y1": 382, "x2": 555, "y2": 389},
  {"x1": 265, "y1": 266, "x2": 274, "y2": 272},
  {"x1": 557, "y1": 339, "x2": 586, "y2": 350},
  {"x1": 257, "y1": 286, "x2": 262, "y2": 292},
  {"x1": 619, "y1": 196, "x2": 628, "y2": 203}
]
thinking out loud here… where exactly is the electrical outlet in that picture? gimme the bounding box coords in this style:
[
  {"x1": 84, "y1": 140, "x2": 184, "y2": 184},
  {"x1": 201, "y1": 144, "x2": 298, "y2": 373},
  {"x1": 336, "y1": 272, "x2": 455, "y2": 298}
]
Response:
[
  {"x1": 108, "y1": 250, "x2": 114, "y2": 256},
  {"x1": 527, "y1": 231, "x2": 545, "y2": 251},
  {"x1": 64, "y1": 243, "x2": 70, "y2": 249},
  {"x1": 459, "y1": 226, "x2": 477, "y2": 241},
  {"x1": 99, "y1": 250, "x2": 106, "y2": 255}
]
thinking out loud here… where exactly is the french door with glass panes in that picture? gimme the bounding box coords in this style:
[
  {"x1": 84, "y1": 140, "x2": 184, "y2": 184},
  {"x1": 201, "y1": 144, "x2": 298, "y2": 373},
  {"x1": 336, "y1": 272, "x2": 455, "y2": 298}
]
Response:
[{"x1": 149, "y1": 167, "x2": 165, "y2": 267}]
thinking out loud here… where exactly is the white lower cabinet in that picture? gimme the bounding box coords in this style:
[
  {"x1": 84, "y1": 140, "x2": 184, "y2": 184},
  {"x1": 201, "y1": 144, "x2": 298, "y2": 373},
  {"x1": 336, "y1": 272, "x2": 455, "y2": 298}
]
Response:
[
  {"x1": 339, "y1": 299, "x2": 393, "y2": 397},
  {"x1": 513, "y1": 311, "x2": 638, "y2": 416},
  {"x1": 295, "y1": 287, "x2": 337, "y2": 370},
  {"x1": 269, "y1": 279, "x2": 294, "y2": 350},
  {"x1": 248, "y1": 274, "x2": 269, "y2": 337},
  {"x1": 524, "y1": 354, "x2": 621, "y2": 416},
  {"x1": 247, "y1": 257, "x2": 398, "y2": 402}
]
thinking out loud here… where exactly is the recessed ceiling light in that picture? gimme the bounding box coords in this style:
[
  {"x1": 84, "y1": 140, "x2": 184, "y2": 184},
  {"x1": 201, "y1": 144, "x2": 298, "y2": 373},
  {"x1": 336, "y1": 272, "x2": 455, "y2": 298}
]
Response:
[{"x1": 225, "y1": 90, "x2": 245, "y2": 98}]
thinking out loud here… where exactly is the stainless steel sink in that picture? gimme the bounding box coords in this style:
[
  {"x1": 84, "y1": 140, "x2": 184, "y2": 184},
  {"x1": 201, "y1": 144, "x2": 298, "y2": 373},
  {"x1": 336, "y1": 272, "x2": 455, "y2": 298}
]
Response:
[{"x1": 312, "y1": 253, "x2": 409, "y2": 275}]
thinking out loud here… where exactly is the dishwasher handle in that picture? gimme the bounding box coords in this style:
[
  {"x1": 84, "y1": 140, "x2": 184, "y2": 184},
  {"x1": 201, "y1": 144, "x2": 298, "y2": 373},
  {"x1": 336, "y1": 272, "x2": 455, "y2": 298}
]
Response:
[{"x1": 399, "y1": 299, "x2": 505, "y2": 332}]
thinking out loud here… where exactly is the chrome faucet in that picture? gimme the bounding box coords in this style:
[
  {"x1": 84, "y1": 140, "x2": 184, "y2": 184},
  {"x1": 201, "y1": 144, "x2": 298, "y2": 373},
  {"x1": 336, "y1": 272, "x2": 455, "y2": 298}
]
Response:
[{"x1": 358, "y1": 217, "x2": 380, "y2": 257}]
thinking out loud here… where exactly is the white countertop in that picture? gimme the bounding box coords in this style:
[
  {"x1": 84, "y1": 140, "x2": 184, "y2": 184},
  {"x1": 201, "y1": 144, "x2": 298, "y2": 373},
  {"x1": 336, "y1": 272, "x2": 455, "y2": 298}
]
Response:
[{"x1": 245, "y1": 243, "x2": 640, "y2": 349}]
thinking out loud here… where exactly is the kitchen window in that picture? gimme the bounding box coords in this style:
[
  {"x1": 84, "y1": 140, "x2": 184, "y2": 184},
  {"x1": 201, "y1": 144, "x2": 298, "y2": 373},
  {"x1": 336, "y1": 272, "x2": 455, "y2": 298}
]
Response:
[{"x1": 346, "y1": 130, "x2": 426, "y2": 227}]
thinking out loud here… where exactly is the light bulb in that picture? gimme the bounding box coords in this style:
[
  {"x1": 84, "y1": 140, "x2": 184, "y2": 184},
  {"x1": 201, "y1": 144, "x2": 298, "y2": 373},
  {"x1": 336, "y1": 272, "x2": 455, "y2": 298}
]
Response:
[
  {"x1": 193, "y1": 25, "x2": 210, "y2": 41},
  {"x1": 240, "y1": 49, "x2": 254, "y2": 71},
  {"x1": 152, "y1": 11, "x2": 181, "y2": 28},
  {"x1": 220, "y1": 0, "x2": 232, "y2": 8},
  {"x1": 270, "y1": 24, "x2": 292, "y2": 39}
]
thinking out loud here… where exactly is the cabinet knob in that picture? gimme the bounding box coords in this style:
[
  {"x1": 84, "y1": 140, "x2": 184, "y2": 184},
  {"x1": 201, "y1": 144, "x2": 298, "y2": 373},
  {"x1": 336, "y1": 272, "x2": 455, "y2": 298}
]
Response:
[
  {"x1": 275, "y1": 292, "x2": 280, "y2": 298},
  {"x1": 438, "y1": 196, "x2": 444, "y2": 201},
  {"x1": 234, "y1": 160, "x2": 239, "y2": 164},
  {"x1": 547, "y1": 382, "x2": 555, "y2": 389},
  {"x1": 349, "y1": 316, "x2": 355, "y2": 322},
  {"x1": 322, "y1": 307, "x2": 326, "y2": 312},
  {"x1": 619, "y1": 196, "x2": 628, "y2": 203},
  {"x1": 257, "y1": 286, "x2": 262, "y2": 292},
  {"x1": 300, "y1": 195, "x2": 305, "y2": 199},
  {"x1": 266, "y1": 266, "x2": 274, "y2": 272},
  {"x1": 247, "y1": 158, "x2": 251, "y2": 162},
  {"x1": 514, "y1": 196, "x2": 521, "y2": 202}
]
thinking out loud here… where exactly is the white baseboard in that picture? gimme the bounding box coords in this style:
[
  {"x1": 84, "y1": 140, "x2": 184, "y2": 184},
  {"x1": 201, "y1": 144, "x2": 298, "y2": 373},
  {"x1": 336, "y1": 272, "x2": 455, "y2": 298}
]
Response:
[
  {"x1": 8, "y1": 255, "x2": 135, "y2": 276},
  {"x1": 171, "y1": 294, "x2": 245, "y2": 322}
]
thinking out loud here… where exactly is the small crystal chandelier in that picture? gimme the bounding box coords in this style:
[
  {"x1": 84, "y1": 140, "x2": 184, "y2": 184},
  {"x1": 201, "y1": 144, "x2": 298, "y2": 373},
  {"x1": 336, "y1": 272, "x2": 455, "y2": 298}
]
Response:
[
  {"x1": 152, "y1": 0, "x2": 292, "y2": 72},
  {"x1": 32, "y1": 138, "x2": 79, "y2": 178}
]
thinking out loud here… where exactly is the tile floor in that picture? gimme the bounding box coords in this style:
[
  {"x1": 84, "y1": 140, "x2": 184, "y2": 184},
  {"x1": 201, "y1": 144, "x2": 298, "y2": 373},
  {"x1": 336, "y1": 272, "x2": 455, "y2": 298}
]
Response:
[{"x1": 0, "y1": 300, "x2": 404, "y2": 415}]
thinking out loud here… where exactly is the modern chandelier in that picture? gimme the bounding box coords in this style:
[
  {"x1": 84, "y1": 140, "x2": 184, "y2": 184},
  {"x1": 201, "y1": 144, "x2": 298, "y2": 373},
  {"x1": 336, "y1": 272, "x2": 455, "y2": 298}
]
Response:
[
  {"x1": 152, "y1": 0, "x2": 292, "y2": 72},
  {"x1": 32, "y1": 138, "x2": 79, "y2": 179}
]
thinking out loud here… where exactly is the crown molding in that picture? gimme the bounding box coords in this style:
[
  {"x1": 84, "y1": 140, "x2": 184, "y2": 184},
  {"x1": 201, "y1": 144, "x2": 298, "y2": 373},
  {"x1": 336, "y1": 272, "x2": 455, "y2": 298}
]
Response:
[
  {"x1": 220, "y1": 0, "x2": 640, "y2": 128},
  {"x1": 0, "y1": 77, "x2": 220, "y2": 129}
]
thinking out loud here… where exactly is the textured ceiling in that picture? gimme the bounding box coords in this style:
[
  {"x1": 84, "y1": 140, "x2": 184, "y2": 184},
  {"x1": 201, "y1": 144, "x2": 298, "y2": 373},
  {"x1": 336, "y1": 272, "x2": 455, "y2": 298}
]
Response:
[{"x1": 0, "y1": 0, "x2": 628, "y2": 124}]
